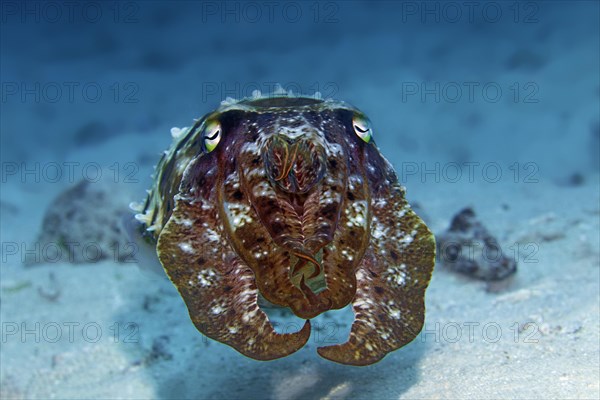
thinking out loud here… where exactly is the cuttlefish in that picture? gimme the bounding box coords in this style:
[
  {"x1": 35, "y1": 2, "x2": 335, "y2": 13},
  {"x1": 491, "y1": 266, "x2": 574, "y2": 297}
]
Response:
[{"x1": 132, "y1": 92, "x2": 435, "y2": 366}]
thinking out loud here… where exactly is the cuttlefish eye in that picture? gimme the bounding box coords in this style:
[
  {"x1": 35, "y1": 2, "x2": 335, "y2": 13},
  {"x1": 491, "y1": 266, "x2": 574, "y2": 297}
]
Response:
[
  {"x1": 352, "y1": 115, "x2": 372, "y2": 143},
  {"x1": 202, "y1": 120, "x2": 222, "y2": 152}
]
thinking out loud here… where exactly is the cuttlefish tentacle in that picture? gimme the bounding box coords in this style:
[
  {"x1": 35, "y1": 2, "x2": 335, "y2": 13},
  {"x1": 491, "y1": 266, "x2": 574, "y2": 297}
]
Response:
[
  {"x1": 291, "y1": 249, "x2": 322, "y2": 279},
  {"x1": 275, "y1": 142, "x2": 299, "y2": 182}
]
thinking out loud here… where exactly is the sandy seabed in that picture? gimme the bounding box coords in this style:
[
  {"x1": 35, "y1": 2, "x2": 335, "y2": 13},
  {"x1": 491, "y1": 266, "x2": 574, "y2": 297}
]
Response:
[{"x1": 1, "y1": 2, "x2": 599, "y2": 399}]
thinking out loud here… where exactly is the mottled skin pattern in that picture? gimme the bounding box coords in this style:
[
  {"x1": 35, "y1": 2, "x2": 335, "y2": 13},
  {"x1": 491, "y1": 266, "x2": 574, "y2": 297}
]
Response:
[{"x1": 137, "y1": 95, "x2": 435, "y2": 365}]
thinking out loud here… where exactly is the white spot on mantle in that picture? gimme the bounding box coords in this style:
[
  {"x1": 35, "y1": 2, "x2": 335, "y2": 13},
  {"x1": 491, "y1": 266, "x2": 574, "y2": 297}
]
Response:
[{"x1": 179, "y1": 242, "x2": 195, "y2": 254}]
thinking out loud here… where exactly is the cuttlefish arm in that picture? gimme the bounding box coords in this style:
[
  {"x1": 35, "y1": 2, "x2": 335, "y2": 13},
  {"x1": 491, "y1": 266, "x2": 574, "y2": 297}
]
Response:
[
  {"x1": 317, "y1": 179, "x2": 435, "y2": 365},
  {"x1": 157, "y1": 197, "x2": 310, "y2": 360}
]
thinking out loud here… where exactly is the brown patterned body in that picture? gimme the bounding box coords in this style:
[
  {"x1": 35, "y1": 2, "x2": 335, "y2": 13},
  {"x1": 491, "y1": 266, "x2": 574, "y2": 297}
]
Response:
[{"x1": 136, "y1": 95, "x2": 435, "y2": 365}]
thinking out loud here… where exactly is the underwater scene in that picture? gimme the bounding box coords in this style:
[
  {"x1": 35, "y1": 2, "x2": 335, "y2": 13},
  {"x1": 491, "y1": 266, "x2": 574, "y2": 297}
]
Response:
[{"x1": 1, "y1": 1, "x2": 599, "y2": 399}]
